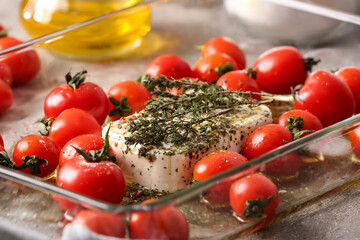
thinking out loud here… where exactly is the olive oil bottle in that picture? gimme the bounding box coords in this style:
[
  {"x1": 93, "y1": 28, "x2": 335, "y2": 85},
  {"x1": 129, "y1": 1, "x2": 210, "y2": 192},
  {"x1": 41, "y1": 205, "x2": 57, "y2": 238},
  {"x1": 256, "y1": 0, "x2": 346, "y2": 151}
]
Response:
[{"x1": 20, "y1": 0, "x2": 151, "y2": 60}]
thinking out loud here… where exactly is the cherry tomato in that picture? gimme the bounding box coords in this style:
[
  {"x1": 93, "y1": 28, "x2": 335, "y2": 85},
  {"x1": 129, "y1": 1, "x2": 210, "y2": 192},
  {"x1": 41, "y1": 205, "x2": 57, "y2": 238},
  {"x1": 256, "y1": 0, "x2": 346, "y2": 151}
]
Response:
[
  {"x1": 71, "y1": 210, "x2": 126, "y2": 238},
  {"x1": 243, "y1": 124, "x2": 293, "y2": 159},
  {"x1": 294, "y1": 70, "x2": 355, "y2": 127},
  {"x1": 130, "y1": 200, "x2": 189, "y2": 240},
  {"x1": 230, "y1": 173, "x2": 279, "y2": 223},
  {"x1": 243, "y1": 124, "x2": 302, "y2": 178},
  {"x1": 0, "y1": 134, "x2": 3, "y2": 147},
  {"x1": 49, "y1": 108, "x2": 102, "y2": 149},
  {"x1": 12, "y1": 135, "x2": 59, "y2": 178},
  {"x1": 0, "y1": 61, "x2": 12, "y2": 85},
  {"x1": 0, "y1": 80, "x2": 13, "y2": 114},
  {"x1": 263, "y1": 152, "x2": 302, "y2": 177},
  {"x1": 193, "y1": 151, "x2": 249, "y2": 181},
  {"x1": 108, "y1": 80, "x2": 151, "y2": 121},
  {"x1": 277, "y1": 109, "x2": 323, "y2": 138},
  {"x1": 56, "y1": 161, "x2": 126, "y2": 204},
  {"x1": 253, "y1": 46, "x2": 318, "y2": 95},
  {"x1": 216, "y1": 69, "x2": 261, "y2": 100},
  {"x1": 0, "y1": 37, "x2": 41, "y2": 84},
  {"x1": 144, "y1": 54, "x2": 194, "y2": 79},
  {"x1": 193, "y1": 53, "x2": 239, "y2": 83},
  {"x1": 44, "y1": 71, "x2": 108, "y2": 125},
  {"x1": 201, "y1": 36, "x2": 246, "y2": 70},
  {"x1": 349, "y1": 125, "x2": 360, "y2": 161},
  {"x1": 193, "y1": 151, "x2": 251, "y2": 204},
  {"x1": 59, "y1": 134, "x2": 113, "y2": 168},
  {"x1": 335, "y1": 66, "x2": 360, "y2": 114}
]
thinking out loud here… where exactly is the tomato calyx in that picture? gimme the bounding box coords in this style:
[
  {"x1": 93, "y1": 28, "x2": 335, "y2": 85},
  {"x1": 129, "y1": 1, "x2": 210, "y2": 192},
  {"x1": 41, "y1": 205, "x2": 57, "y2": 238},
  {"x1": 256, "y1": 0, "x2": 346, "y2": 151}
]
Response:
[
  {"x1": 65, "y1": 70, "x2": 87, "y2": 89},
  {"x1": 213, "y1": 62, "x2": 234, "y2": 83},
  {"x1": 15, "y1": 155, "x2": 49, "y2": 175},
  {"x1": 0, "y1": 25, "x2": 6, "y2": 38},
  {"x1": 286, "y1": 116, "x2": 315, "y2": 140},
  {"x1": 303, "y1": 58, "x2": 320, "y2": 72},
  {"x1": 73, "y1": 127, "x2": 117, "y2": 164},
  {"x1": 243, "y1": 194, "x2": 275, "y2": 219},
  {"x1": 0, "y1": 151, "x2": 14, "y2": 168},
  {"x1": 243, "y1": 68, "x2": 257, "y2": 80},
  {"x1": 108, "y1": 95, "x2": 133, "y2": 118},
  {"x1": 330, "y1": 68, "x2": 339, "y2": 74},
  {"x1": 39, "y1": 117, "x2": 55, "y2": 136},
  {"x1": 0, "y1": 30, "x2": 6, "y2": 38}
]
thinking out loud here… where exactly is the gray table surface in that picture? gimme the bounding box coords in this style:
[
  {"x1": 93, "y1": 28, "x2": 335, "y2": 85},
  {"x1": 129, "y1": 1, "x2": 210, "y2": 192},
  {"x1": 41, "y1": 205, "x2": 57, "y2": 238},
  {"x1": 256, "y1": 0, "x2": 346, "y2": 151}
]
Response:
[{"x1": 1, "y1": 0, "x2": 360, "y2": 239}]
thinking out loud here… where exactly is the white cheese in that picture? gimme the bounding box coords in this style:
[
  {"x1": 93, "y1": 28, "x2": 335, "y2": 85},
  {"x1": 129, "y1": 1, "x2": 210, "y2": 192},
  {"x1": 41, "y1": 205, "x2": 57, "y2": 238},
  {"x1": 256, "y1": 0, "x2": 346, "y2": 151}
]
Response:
[{"x1": 104, "y1": 104, "x2": 272, "y2": 192}]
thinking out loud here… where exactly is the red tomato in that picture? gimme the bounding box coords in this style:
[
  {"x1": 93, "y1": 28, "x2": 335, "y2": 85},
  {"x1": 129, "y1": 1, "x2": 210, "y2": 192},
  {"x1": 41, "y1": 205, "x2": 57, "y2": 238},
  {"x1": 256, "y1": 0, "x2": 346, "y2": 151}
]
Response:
[
  {"x1": 0, "y1": 61, "x2": 12, "y2": 85},
  {"x1": 0, "y1": 134, "x2": 3, "y2": 146},
  {"x1": 201, "y1": 36, "x2": 246, "y2": 70},
  {"x1": 144, "y1": 54, "x2": 194, "y2": 79},
  {"x1": 44, "y1": 71, "x2": 108, "y2": 125},
  {"x1": 277, "y1": 109, "x2": 323, "y2": 138},
  {"x1": 12, "y1": 135, "x2": 59, "y2": 177},
  {"x1": 193, "y1": 53, "x2": 239, "y2": 83},
  {"x1": 71, "y1": 210, "x2": 126, "y2": 238},
  {"x1": 230, "y1": 173, "x2": 279, "y2": 222},
  {"x1": 193, "y1": 151, "x2": 251, "y2": 204},
  {"x1": 335, "y1": 66, "x2": 360, "y2": 114},
  {"x1": 243, "y1": 124, "x2": 293, "y2": 159},
  {"x1": 59, "y1": 134, "x2": 113, "y2": 168},
  {"x1": 294, "y1": 70, "x2": 355, "y2": 127},
  {"x1": 108, "y1": 80, "x2": 151, "y2": 121},
  {"x1": 56, "y1": 161, "x2": 126, "y2": 204},
  {"x1": 243, "y1": 124, "x2": 302, "y2": 178},
  {"x1": 49, "y1": 108, "x2": 102, "y2": 149},
  {"x1": 0, "y1": 37, "x2": 41, "y2": 84},
  {"x1": 0, "y1": 80, "x2": 13, "y2": 114},
  {"x1": 263, "y1": 152, "x2": 302, "y2": 177},
  {"x1": 350, "y1": 125, "x2": 360, "y2": 161},
  {"x1": 193, "y1": 151, "x2": 249, "y2": 181},
  {"x1": 216, "y1": 69, "x2": 261, "y2": 100},
  {"x1": 130, "y1": 200, "x2": 189, "y2": 240},
  {"x1": 253, "y1": 46, "x2": 318, "y2": 94}
]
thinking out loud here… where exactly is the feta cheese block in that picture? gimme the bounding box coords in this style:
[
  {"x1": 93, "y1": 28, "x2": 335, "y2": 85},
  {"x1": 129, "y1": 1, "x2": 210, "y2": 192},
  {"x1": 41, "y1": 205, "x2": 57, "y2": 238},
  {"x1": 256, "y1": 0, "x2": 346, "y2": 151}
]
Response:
[{"x1": 104, "y1": 104, "x2": 272, "y2": 192}]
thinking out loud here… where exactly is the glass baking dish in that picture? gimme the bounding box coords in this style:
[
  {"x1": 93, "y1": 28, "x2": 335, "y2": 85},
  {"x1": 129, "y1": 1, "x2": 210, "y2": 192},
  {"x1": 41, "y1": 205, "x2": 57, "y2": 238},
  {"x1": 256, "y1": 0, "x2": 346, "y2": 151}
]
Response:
[{"x1": 0, "y1": 0, "x2": 360, "y2": 239}]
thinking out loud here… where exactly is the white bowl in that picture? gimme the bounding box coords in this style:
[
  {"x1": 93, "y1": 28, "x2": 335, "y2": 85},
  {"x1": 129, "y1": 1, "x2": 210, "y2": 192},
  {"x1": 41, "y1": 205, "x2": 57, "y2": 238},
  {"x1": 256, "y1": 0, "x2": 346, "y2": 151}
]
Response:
[{"x1": 224, "y1": 0, "x2": 360, "y2": 46}]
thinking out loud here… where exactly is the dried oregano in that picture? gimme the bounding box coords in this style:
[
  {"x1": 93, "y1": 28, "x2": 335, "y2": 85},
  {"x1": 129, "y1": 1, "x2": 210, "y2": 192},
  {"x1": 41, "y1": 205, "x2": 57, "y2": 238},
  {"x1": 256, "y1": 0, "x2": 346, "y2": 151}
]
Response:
[{"x1": 124, "y1": 75, "x2": 271, "y2": 158}]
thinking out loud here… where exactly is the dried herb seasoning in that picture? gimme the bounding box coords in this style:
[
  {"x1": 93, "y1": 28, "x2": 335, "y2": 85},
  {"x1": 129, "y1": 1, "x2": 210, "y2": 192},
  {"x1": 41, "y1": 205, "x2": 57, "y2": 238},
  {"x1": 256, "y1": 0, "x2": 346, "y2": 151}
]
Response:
[{"x1": 120, "y1": 76, "x2": 271, "y2": 159}]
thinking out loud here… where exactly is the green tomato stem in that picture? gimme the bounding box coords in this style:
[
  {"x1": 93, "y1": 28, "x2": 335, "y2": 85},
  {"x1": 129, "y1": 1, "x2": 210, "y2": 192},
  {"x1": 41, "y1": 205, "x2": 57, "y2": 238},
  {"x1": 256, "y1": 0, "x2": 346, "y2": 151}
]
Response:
[
  {"x1": 66, "y1": 70, "x2": 87, "y2": 89},
  {"x1": 73, "y1": 127, "x2": 117, "y2": 164},
  {"x1": 108, "y1": 95, "x2": 132, "y2": 118}
]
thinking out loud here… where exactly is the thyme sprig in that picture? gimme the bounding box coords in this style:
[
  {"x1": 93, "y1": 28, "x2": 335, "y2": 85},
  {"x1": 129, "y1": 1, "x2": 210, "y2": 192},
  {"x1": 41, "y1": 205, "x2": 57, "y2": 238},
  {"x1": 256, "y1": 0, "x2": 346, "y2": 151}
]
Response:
[{"x1": 124, "y1": 76, "x2": 271, "y2": 158}]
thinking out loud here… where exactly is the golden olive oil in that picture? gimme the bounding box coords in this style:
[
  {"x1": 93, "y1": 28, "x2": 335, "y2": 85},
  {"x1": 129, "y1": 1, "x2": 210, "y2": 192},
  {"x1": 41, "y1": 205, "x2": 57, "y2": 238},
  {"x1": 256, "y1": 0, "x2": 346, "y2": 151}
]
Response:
[{"x1": 20, "y1": 0, "x2": 151, "y2": 60}]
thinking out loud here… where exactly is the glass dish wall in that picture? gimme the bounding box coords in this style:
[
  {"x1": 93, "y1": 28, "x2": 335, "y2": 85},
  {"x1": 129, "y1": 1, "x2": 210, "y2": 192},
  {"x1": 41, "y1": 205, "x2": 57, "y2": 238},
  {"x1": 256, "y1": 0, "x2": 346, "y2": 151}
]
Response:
[{"x1": 0, "y1": 0, "x2": 360, "y2": 239}]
